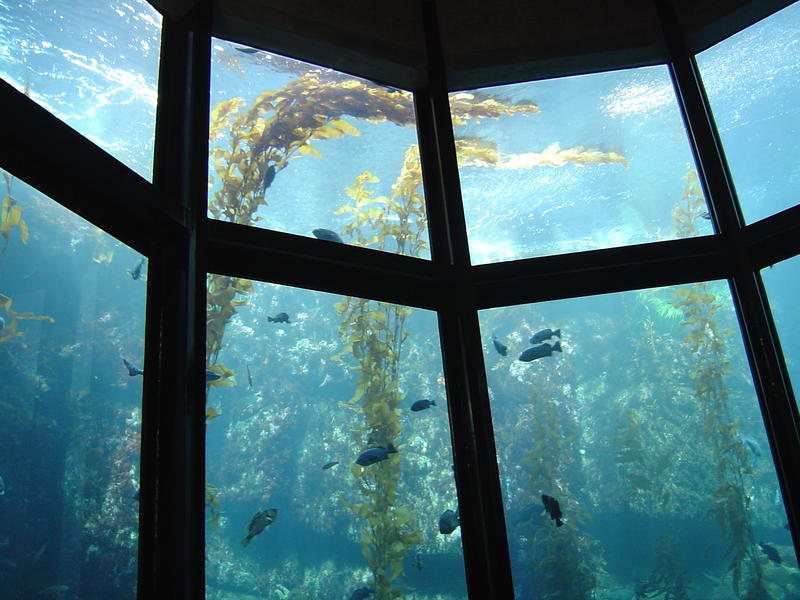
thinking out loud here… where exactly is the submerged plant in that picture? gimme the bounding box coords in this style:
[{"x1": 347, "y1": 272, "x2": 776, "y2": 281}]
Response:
[{"x1": 0, "y1": 171, "x2": 29, "y2": 258}]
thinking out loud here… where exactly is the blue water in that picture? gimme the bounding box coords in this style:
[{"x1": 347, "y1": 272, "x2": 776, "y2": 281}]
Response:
[{"x1": 1, "y1": 1, "x2": 800, "y2": 600}]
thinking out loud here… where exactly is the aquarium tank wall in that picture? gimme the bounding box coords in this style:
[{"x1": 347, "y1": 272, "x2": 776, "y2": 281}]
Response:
[{"x1": 2, "y1": 0, "x2": 800, "y2": 599}]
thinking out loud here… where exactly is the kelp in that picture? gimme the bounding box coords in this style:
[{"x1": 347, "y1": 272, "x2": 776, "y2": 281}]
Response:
[
  {"x1": 205, "y1": 483, "x2": 222, "y2": 531},
  {"x1": 634, "y1": 536, "x2": 690, "y2": 600},
  {"x1": 0, "y1": 292, "x2": 55, "y2": 344},
  {"x1": 670, "y1": 167, "x2": 762, "y2": 598},
  {"x1": 0, "y1": 172, "x2": 29, "y2": 259}
]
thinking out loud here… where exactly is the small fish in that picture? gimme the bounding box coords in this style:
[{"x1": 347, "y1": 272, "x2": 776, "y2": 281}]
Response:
[
  {"x1": 268, "y1": 312, "x2": 290, "y2": 323},
  {"x1": 700, "y1": 211, "x2": 712, "y2": 220},
  {"x1": 206, "y1": 369, "x2": 221, "y2": 382},
  {"x1": 492, "y1": 335, "x2": 508, "y2": 356},
  {"x1": 246, "y1": 364, "x2": 253, "y2": 389},
  {"x1": 530, "y1": 328, "x2": 561, "y2": 344},
  {"x1": 241, "y1": 508, "x2": 278, "y2": 547},
  {"x1": 759, "y1": 541, "x2": 781, "y2": 564},
  {"x1": 122, "y1": 357, "x2": 144, "y2": 377},
  {"x1": 541, "y1": 494, "x2": 563, "y2": 527},
  {"x1": 355, "y1": 444, "x2": 397, "y2": 466},
  {"x1": 439, "y1": 509, "x2": 460, "y2": 534},
  {"x1": 742, "y1": 435, "x2": 762, "y2": 458},
  {"x1": 519, "y1": 341, "x2": 562, "y2": 362},
  {"x1": 349, "y1": 587, "x2": 373, "y2": 600},
  {"x1": 0, "y1": 315, "x2": 4, "y2": 330},
  {"x1": 127, "y1": 258, "x2": 145, "y2": 280},
  {"x1": 322, "y1": 461, "x2": 339, "y2": 470},
  {"x1": 319, "y1": 374, "x2": 332, "y2": 388},
  {"x1": 410, "y1": 399, "x2": 435, "y2": 412},
  {"x1": 0, "y1": 474, "x2": 5, "y2": 495},
  {"x1": 262, "y1": 165, "x2": 277, "y2": 195},
  {"x1": 234, "y1": 47, "x2": 260, "y2": 54},
  {"x1": 312, "y1": 228, "x2": 344, "y2": 243}
]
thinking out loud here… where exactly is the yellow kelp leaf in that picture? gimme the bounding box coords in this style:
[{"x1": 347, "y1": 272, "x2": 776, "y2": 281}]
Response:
[
  {"x1": 0, "y1": 319, "x2": 20, "y2": 344},
  {"x1": 298, "y1": 143, "x2": 323, "y2": 157},
  {"x1": 330, "y1": 118, "x2": 361, "y2": 136},
  {"x1": 205, "y1": 406, "x2": 222, "y2": 421},
  {"x1": 18, "y1": 217, "x2": 28, "y2": 244},
  {"x1": 311, "y1": 125, "x2": 345, "y2": 139}
]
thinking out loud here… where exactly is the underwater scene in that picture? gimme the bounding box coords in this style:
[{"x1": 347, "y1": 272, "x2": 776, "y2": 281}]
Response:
[{"x1": 0, "y1": 170, "x2": 145, "y2": 599}]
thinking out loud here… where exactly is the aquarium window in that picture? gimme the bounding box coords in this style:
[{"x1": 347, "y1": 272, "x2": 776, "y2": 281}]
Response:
[
  {"x1": 0, "y1": 0, "x2": 162, "y2": 182},
  {"x1": 450, "y1": 66, "x2": 711, "y2": 265},
  {"x1": 0, "y1": 169, "x2": 146, "y2": 597},
  {"x1": 696, "y1": 1, "x2": 800, "y2": 224},
  {"x1": 479, "y1": 282, "x2": 793, "y2": 599},
  {"x1": 208, "y1": 39, "x2": 431, "y2": 259},
  {"x1": 762, "y1": 257, "x2": 800, "y2": 393},
  {"x1": 205, "y1": 277, "x2": 466, "y2": 598}
]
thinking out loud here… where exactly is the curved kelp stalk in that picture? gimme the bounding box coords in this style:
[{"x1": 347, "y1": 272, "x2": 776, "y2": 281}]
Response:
[
  {"x1": 671, "y1": 167, "x2": 765, "y2": 599},
  {"x1": 0, "y1": 293, "x2": 55, "y2": 344},
  {"x1": 0, "y1": 172, "x2": 29, "y2": 260}
]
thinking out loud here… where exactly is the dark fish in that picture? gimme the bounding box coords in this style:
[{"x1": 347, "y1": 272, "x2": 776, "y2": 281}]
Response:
[
  {"x1": 492, "y1": 335, "x2": 508, "y2": 356},
  {"x1": 322, "y1": 461, "x2": 339, "y2": 470},
  {"x1": 240, "y1": 508, "x2": 278, "y2": 547},
  {"x1": 122, "y1": 357, "x2": 144, "y2": 377},
  {"x1": 530, "y1": 328, "x2": 561, "y2": 344},
  {"x1": 759, "y1": 541, "x2": 781, "y2": 564},
  {"x1": 262, "y1": 165, "x2": 277, "y2": 195},
  {"x1": 700, "y1": 211, "x2": 712, "y2": 220},
  {"x1": 355, "y1": 444, "x2": 397, "y2": 466},
  {"x1": 234, "y1": 47, "x2": 260, "y2": 54},
  {"x1": 268, "y1": 312, "x2": 290, "y2": 323},
  {"x1": 128, "y1": 258, "x2": 145, "y2": 280},
  {"x1": 519, "y1": 341, "x2": 562, "y2": 362},
  {"x1": 312, "y1": 228, "x2": 344, "y2": 243},
  {"x1": 206, "y1": 369, "x2": 221, "y2": 382},
  {"x1": 0, "y1": 315, "x2": 5, "y2": 330},
  {"x1": 349, "y1": 587, "x2": 373, "y2": 600},
  {"x1": 439, "y1": 509, "x2": 460, "y2": 534},
  {"x1": 742, "y1": 435, "x2": 762, "y2": 458},
  {"x1": 410, "y1": 399, "x2": 435, "y2": 412},
  {"x1": 246, "y1": 364, "x2": 253, "y2": 389},
  {"x1": 541, "y1": 494, "x2": 563, "y2": 527}
]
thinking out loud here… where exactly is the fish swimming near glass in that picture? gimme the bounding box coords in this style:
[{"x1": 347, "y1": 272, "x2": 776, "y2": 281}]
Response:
[
  {"x1": 541, "y1": 494, "x2": 563, "y2": 527},
  {"x1": 322, "y1": 461, "x2": 339, "y2": 470},
  {"x1": 246, "y1": 364, "x2": 253, "y2": 389},
  {"x1": 439, "y1": 509, "x2": 460, "y2": 534},
  {"x1": 206, "y1": 369, "x2": 221, "y2": 382},
  {"x1": 268, "y1": 312, "x2": 290, "y2": 323},
  {"x1": 312, "y1": 228, "x2": 344, "y2": 243},
  {"x1": 122, "y1": 357, "x2": 144, "y2": 377},
  {"x1": 492, "y1": 335, "x2": 508, "y2": 356},
  {"x1": 519, "y1": 341, "x2": 562, "y2": 362},
  {"x1": 127, "y1": 258, "x2": 145, "y2": 281},
  {"x1": 241, "y1": 508, "x2": 278, "y2": 547},
  {"x1": 349, "y1": 587, "x2": 373, "y2": 600},
  {"x1": 759, "y1": 541, "x2": 781, "y2": 564},
  {"x1": 410, "y1": 399, "x2": 435, "y2": 412},
  {"x1": 261, "y1": 165, "x2": 277, "y2": 195},
  {"x1": 235, "y1": 47, "x2": 260, "y2": 54},
  {"x1": 530, "y1": 328, "x2": 561, "y2": 344},
  {"x1": 355, "y1": 444, "x2": 397, "y2": 466}
]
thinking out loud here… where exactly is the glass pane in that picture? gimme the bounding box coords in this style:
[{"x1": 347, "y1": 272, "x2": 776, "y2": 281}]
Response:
[
  {"x1": 762, "y1": 256, "x2": 800, "y2": 393},
  {"x1": 205, "y1": 277, "x2": 466, "y2": 598},
  {"x1": 208, "y1": 40, "x2": 430, "y2": 259},
  {"x1": 0, "y1": 169, "x2": 146, "y2": 597},
  {"x1": 451, "y1": 66, "x2": 710, "y2": 264},
  {"x1": 0, "y1": 0, "x2": 162, "y2": 181},
  {"x1": 480, "y1": 283, "x2": 795, "y2": 599},
  {"x1": 696, "y1": 2, "x2": 800, "y2": 224}
]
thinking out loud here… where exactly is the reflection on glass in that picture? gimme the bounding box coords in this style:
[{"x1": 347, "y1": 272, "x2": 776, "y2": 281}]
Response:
[
  {"x1": 205, "y1": 277, "x2": 466, "y2": 598},
  {"x1": 697, "y1": 2, "x2": 800, "y2": 224},
  {"x1": 0, "y1": 0, "x2": 162, "y2": 180},
  {"x1": 451, "y1": 66, "x2": 709, "y2": 264},
  {"x1": 208, "y1": 40, "x2": 430, "y2": 258},
  {"x1": 762, "y1": 256, "x2": 800, "y2": 392},
  {"x1": 0, "y1": 170, "x2": 145, "y2": 597},
  {"x1": 480, "y1": 282, "x2": 795, "y2": 599}
]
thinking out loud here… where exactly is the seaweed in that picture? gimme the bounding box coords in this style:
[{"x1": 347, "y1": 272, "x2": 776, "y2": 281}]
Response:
[
  {"x1": 634, "y1": 536, "x2": 690, "y2": 600},
  {"x1": 0, "y1": 292, "x2": 55, "y2": 344},
  {"x1": 0, "y1": 171, "x2": 29, "y2": 259}
]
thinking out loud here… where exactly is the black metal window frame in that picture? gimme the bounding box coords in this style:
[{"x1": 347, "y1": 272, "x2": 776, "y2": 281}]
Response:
[{"x1": 1, "y1": 0, "x2": 800, "y2": 598}]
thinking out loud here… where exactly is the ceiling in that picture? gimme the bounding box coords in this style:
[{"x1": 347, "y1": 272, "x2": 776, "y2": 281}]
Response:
[{"x1": 150, "y1": 0, "x2": 793, "y2": 90}]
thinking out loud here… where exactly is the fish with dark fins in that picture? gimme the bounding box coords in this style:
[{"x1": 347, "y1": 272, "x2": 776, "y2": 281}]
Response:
[
  {"x1": 349, "y1": 587, "x2": 373, "y2": 600},
  {"x1": 355, "y1": 444, "x2": 397, "y2": 466},
  {"x1": 321, "y1": 461, "x2": 339, "y2": 470},
  {"x1": 206, "y1": 369, "x2": 221, "y2": 382},
  {"x1": 439, "y1": 509, "x2": 460, "y2": 534},
  {"x1": 541, "y1": 494, "x2": 563, "y2": 527},
  {"x1": 759, "y1": 541, "x2": 781, "y2": 564},
  {"x1": 268, "y1": 312, "x2": 290, "y2": 323},
  {"x1": 246, "y1": 364, "x2": 253, "y2": 389},
  {"x1": 530, "y1": 328, "x2": 561, "y2": 344},
  {"x1": 519, "y1": 341, "x2": 562, "y2": 362},
  {"x1": 261, "y1": 165, "x2": 277, "y2": 195},
  {"x1": 312, "y1": 228, "x2": 344, "y2": 243},
  {"x1": 127, "y1": 258, "x2": 145, "y2": 281},
  {"x1": 410, "y1": 399, "x2": 435, "y2": 412},
  {"x1": 492, "y1": 335, "x2": 508, "y2": 356},
  {"x1": 234, "y1": 47, "x2": 260, "y2": 54},
  {"x1": 122, "y1": 357, "x2": 144, "y2": 377},
  {"x1": 241, "y1": 508, "x2": 278, "y2": 547}
]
